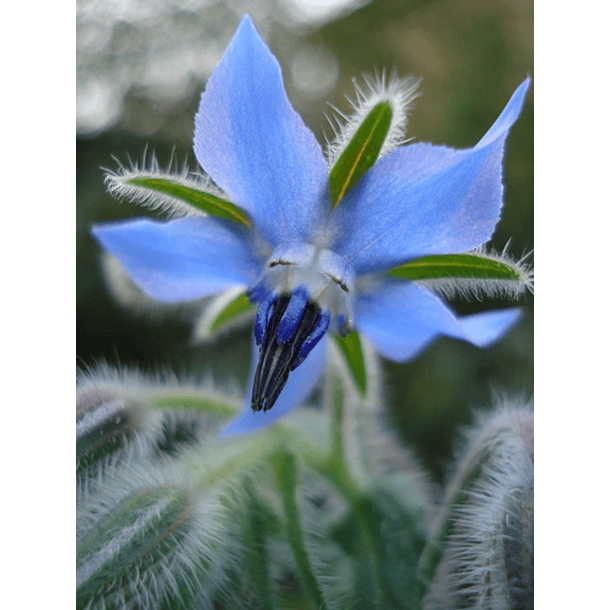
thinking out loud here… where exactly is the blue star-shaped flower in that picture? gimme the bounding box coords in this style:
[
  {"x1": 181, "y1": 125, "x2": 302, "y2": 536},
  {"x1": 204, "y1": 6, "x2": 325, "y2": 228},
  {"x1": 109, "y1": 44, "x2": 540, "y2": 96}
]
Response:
[{"x1": 93, "y1": 15, "x2": 530, "y2": 435}]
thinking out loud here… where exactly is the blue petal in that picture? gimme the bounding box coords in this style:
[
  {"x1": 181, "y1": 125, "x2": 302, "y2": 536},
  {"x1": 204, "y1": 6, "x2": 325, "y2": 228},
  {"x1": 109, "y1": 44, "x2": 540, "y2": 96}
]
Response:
[
  {"x1": 194, "y1": 15, "x2": 329, "y2": 246},
  {"x1": 329, "y1": 79, "x2": 530, "y2": 274},
  {"x1": 355, "y1": 280, "x2": 521, "y2": 361},
  {"x1": 220, "y1": 335, "x2": 328, "y2": 436},
  {"x1": 457, "y1": 308, "x2": 522, "y2": 347},
  {"x1": 92, "y1": 217, "x2": 259, "y2": 302}
]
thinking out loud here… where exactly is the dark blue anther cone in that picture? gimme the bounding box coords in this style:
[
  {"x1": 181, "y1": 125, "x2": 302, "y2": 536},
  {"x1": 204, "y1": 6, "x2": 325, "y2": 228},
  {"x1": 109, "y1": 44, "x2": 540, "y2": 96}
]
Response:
[{"x1": 251, "y1": 292, "x2": 330, "y2": 412}]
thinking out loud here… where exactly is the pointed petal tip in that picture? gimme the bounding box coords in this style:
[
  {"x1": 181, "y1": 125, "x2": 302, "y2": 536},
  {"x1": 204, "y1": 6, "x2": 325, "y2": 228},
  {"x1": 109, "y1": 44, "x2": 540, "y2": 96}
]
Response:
[
  {"x1": 460, "y1": 307, "x2": 522, "y2": 348},
  {"x1": 510, "y1": 76, "x2": 532, "y2": 112},
  {"x1": 233, "y1": 13, "x2": 260, "y2": 42},
  {"x1": 476, "y1": 77, "x2": 531, "y2": 149},
  {"x1": 236, "y1": 12, "x2": 254, "y2": 26},
  {"x1": 193, "y1": 10, "x2": 328, "y2": 245}
]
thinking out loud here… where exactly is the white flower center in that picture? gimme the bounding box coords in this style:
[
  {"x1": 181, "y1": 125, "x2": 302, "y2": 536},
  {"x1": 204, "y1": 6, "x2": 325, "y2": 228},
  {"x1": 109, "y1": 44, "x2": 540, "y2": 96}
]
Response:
[
  {"x1": 254, "y1": 241, "x2": 355, "y2": 334},
  {"x1": 247, "y1": 242, "x2": 355, "y2": 412}
]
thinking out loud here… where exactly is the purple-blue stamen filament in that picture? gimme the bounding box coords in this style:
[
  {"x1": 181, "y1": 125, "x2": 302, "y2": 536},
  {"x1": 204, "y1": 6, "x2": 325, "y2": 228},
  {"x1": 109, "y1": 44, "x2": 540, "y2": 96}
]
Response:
[
  {"x1": 253, "y1": 290, "x2": 276, "y2": 346},
  {"x1": 276, "y1": 286, "x2": 309, "y2": 344}
]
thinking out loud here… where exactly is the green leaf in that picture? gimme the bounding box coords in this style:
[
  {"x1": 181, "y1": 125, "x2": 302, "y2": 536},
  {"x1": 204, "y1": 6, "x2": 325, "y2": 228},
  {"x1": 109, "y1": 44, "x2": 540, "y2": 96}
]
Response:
[
  {"x1": 127, "y1": 176, "x2": 251, "y2": 227},
  {"x1": 386, "y1": 252, "x2": 524, "y2": 283},
  {"x1": 333, "y1": 331, "x2": 367, "y2": 396},
  {"x1": 329, "y1": 101, "x2": 392, "y2": 207}
]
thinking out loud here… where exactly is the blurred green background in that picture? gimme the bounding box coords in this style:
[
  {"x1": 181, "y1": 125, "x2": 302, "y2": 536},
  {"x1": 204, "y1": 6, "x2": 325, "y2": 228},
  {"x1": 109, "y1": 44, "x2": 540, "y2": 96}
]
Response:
[{"x1": 77, "y1": 0, "x2": 533, "y2": 482}]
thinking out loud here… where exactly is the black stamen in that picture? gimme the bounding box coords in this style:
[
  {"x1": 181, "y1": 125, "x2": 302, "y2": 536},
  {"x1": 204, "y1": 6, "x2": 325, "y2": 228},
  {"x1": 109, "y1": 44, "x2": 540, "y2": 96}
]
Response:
[{"x1": 251, "y1": 294, "x2": 321, "y2": 412}]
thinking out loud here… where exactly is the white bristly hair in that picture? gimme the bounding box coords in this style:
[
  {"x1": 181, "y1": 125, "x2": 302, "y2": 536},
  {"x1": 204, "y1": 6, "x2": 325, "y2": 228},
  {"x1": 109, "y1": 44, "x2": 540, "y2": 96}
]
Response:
[
  {"x1": 416, "y1": 245, "x2": 534, "y2": 303},
  {"x1": 324, "y1": 70, "x2": 421, "y2": 168},
  {"x1": 103, "y1": 147, "x2": 228, "y2": 219}
]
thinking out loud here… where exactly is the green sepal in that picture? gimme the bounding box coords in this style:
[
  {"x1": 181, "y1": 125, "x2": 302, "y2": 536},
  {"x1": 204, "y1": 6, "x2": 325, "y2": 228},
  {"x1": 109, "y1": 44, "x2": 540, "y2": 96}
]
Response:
[
  {"x1": 127, "y1": 176, "x2": 251, "y2": 227},
  {"x1": 76, "y1": 486, "x2": 191, "y2": 607},
  {"x1": 333, "y1": 331, "x2": 367, "y2": 397},
  {"x1": 386, "y1": 252, "x2": 524, "y2": 283},
  {"x1": 212, "y1": 292, "x2": 253, "y2": 331},
  {"x1": 195, "y1": 288, "x2": 256, "y2": 342},
  {"x1": 329, "y1": 101, "x2": 392, "y2": 207}
]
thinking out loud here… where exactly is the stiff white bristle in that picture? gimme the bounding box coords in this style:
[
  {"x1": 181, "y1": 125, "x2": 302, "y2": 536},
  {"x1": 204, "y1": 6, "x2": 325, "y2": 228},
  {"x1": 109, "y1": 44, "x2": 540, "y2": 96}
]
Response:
[
  {"x1": 325, "y1": 70, "x2": 421, "y2": 168},
  {"x1": 417, "y1": 245, "x2": 534, "y2": 302},
  {"x1": 103, "y1": 148, "x2": 228, "y2": 219},
  {"x1": 425, "y1": 399, "x2": 534, "y2": 610}
]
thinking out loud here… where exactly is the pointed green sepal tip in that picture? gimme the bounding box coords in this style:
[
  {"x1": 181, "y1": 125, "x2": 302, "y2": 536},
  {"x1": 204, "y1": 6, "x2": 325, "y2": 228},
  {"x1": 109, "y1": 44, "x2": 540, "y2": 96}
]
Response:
[
  {"x1": 329, "y1": 100, "x2": 392, "y2": 207},
  {"x1": 210, "y1": 292, "x2": 254, "y2": 333},
  {"x1": 194, "y1": 287, "x2": 256, "y2": 342},
  {"x1": 386, "y1": 252, "x2": 533, "y2": 300},
  {"x1": 333, "y1": 331, "x2": 367, "y2": 396},
  {"x1": 127, "y1": 176, "x2": 251, "y2": 227}
]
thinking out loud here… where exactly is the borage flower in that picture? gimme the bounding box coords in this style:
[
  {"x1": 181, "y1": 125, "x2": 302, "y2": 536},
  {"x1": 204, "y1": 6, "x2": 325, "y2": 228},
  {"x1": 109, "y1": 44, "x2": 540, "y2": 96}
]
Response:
[{"x1": 93, "y1": 15, "x2": 532, "y2": 436}]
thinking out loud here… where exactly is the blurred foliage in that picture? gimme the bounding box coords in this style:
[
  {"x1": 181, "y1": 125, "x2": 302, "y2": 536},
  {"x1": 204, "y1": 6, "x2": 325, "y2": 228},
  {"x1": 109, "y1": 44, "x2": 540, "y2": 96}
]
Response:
[{"x1": 77, "y1": 0, "x2": 533, "y2": 483}]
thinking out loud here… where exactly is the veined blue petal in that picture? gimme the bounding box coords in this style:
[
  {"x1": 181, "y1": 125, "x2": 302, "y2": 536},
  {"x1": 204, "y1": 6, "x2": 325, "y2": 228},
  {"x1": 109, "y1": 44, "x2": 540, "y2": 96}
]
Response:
[
  {"x1": 329, "y1": 79, "x2": 530, "y2": 274},
  {"x1": 220, "y1": 335, "x2": 328, "y2": 436},
  {"x1": 92, "y1": 217, "x2": 259, "y2": 302},
  {"x1": 194, "y1": 15, "x2": 329, "y2": 246},
  {"x1": 355, "y1": 281, "x2": 520, "y2": 361}
]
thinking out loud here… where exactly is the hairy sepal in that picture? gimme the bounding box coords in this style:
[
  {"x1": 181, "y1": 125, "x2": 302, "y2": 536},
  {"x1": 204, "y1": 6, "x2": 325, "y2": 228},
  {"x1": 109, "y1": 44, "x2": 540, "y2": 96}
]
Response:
[
  {"x1": 326, "y1": 72, "x2": 420, "y2": 164},
  {"x1": 331, "y1": 331, "x2": 369, "y2": 398},
  {"x1": 329, "y1": 100, "x2": 392, "y2": 207},
  {"x1": 104, "y1": 156, "x2": 251, "y2": 227},
  {"x1": 387, "y1": 248, "x2": 534, "y2": 301},
  {"x1": 76, "y1": 455, "x2": 243, "y2": 610},
  {"x1": 78, "y1": 362, "x2": 242, "y2": 413},
  {"x1": 76, "y1": 485, "x2": 192, "y2": 606}
]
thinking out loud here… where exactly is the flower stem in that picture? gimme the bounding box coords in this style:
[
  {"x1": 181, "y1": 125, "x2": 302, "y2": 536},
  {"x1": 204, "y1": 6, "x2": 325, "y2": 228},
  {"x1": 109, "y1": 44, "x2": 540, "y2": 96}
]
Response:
[{"x1": 271, "y1": 451, "x2": 328, "y2": 610}]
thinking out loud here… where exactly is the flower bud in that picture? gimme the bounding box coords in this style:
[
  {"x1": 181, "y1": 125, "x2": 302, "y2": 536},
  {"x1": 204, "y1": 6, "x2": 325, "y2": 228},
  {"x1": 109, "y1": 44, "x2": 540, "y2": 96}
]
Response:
[
  {"x1": 423, "y1": 400, "x2": 534, "y2": 610},
  {"x1": 77, "y1": 459, "x2": 239, "y2": 609},
  {"x1": 76, "y1": 370, "x2": 162, "y2": 476}
]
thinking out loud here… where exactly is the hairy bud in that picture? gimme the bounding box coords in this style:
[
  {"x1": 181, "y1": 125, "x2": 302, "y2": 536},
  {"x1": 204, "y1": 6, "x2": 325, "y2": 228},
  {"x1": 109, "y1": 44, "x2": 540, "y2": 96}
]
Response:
[{"x1": 423, "y1": 399, "x2": 534, "y2": 610}]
